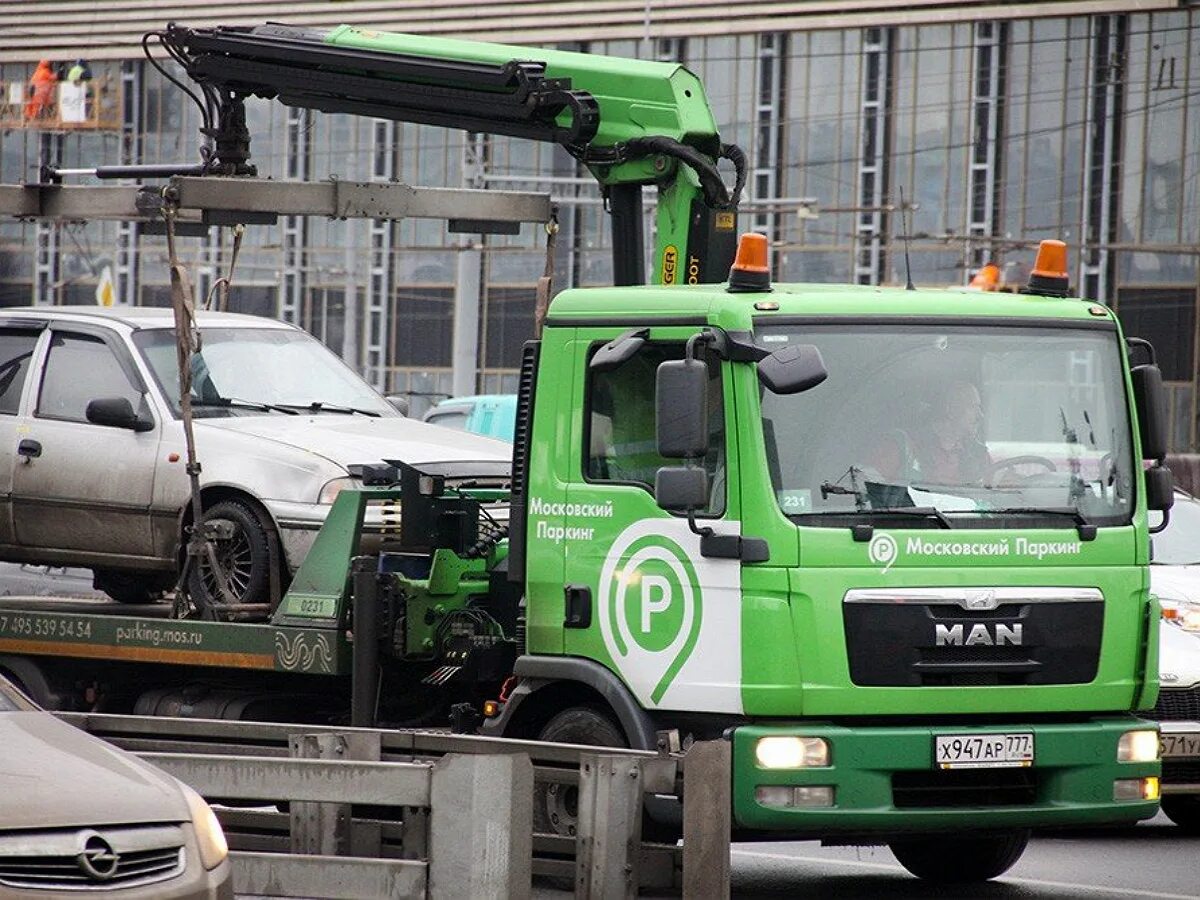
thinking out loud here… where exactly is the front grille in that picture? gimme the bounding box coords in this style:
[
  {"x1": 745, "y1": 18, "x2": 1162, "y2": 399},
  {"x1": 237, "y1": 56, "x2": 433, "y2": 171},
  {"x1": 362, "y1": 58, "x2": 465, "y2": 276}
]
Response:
[
  {"x1": 843, "y1": 589, "x2": 1103, "y2": 687},
  {"x1": 1163, "y1": 760, "x2": 1200, "y2": 785},
  {"x1": 1154, "y1": 687, "x2": 1200, "y2": 722},
  {"x1": 893, "y1": 768, "x2": 1037, "y2": 808},
  {"x1": 0, "y1": 825, "x2": 184, "y2": 891}
]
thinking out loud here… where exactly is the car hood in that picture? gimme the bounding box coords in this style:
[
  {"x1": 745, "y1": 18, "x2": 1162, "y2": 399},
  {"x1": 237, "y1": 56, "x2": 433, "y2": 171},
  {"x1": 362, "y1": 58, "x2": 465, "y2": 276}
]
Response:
[
  {"x1": 0, "y1": 713, "x2": 189, "y2": 829},
  {"x1": 195, "y1": 414, "x2": 512, "y2": 471},
  {"x1": 1150, "y1": 564, "x2": 1200, "y2": 604}
]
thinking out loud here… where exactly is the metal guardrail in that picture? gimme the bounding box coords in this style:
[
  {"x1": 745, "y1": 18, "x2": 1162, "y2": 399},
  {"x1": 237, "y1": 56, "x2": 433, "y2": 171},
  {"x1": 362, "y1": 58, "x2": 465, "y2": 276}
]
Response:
[{"x1": 56, "y1": 712, "x2": 733, "y2": 899}]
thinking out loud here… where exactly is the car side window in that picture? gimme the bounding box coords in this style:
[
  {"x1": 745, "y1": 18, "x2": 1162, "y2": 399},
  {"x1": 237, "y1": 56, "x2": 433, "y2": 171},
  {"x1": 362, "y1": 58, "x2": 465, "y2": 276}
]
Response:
[
  {"x1": 585, "y1": 342, "x2": 725, "y2": 515},
  {"x1": 0, "y1": 329, "x2": 40, "y2": 415},
  {"x1": 36, "y1": 332, "x2": 142, "y2": 423}
]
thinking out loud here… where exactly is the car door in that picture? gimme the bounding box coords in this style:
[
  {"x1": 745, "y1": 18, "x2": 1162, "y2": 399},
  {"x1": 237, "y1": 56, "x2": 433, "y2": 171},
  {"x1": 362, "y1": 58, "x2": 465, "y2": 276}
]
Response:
[
  {"x1": 0, "y1": 321, "x2": 49, "y2": 547},
  {"x1": 559, "y1": 329, "x2": 745, "y2": 714},
  {"x1": 11, "y1": 324, "x2": 162, "y2": 561}
]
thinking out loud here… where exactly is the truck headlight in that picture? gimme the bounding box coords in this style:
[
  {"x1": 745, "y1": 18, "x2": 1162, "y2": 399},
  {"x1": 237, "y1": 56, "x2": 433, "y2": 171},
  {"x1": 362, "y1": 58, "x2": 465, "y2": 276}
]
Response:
[
  {"x1": 1117, "y1": 729, "x2": 1160, "y2": 763},
  {"x1": 182, "y1": 785, "x2": 228, "y2": 870},
  {"x1": 755, "y1": 736, "x2": 830, "y2": 769},
  {"x1": 318, "y1": 476, "x2": 358, "y2": 504}
]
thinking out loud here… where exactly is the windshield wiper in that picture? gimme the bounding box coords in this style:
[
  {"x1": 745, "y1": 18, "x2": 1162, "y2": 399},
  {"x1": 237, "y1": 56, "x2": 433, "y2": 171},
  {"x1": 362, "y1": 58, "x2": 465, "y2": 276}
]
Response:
[
  {"x1": 278, "y1": 402, "x2": 381, "y2": 417},
  {"x1": 800, "y1": 506, "x2": 954, "y2": 529},
  {"x1": 869, "y1": 506, "x2": 954, "y2": 529},
  {"x1": 191, "y1": 397, "x2": 299, "y2": 415},
  {"x1": 986, "y1": 506, "x2": 1098, "y2": 541}
]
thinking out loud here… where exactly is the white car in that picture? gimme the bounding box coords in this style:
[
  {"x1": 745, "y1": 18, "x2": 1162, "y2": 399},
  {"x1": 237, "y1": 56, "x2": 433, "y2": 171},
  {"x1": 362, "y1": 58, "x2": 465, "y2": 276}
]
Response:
[
  {"x1": 0, "y1": 307, "x2": 511, "y2": 611},
  {"x1": 1149, "y1": 490, "x2": 1200, "y2": 832}
]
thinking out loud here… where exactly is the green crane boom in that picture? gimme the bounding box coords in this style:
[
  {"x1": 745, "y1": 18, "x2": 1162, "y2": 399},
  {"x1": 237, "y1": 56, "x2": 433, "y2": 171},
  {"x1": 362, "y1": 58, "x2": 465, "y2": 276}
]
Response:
[{"x1": 155, "y1": 23, "x2": 746, "y2": 285}]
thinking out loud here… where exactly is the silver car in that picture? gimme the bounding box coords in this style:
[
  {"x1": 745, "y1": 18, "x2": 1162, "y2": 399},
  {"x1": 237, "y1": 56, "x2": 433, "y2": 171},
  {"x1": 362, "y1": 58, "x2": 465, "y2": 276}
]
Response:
[
  {"x1": 0, "y1": 674, "x2": 232, "y2": 897},
  {"x1": 0, "y1": 307, "x2": 511, "y2": 610}
]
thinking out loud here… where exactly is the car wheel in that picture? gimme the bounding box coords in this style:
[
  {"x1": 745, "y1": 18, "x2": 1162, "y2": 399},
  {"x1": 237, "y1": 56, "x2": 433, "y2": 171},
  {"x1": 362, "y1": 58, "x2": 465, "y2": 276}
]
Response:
[
  {"x1": 889, "y1": 829, "x2": 1029, "y2": 882},
  {"x1": 92, "y1": 569, "x2": 172, "y2": 605},
  {"x1": 1161, "y1": 795, "x2": 1200, "y2": 833},
  {"x1": 186, "y1": 499, "x2": 275, "y2": 611}
]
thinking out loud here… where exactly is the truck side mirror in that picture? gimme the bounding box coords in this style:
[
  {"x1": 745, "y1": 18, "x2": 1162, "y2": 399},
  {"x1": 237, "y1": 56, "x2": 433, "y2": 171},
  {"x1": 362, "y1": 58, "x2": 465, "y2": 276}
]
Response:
[
  {"x1": 758, "y1": 344, "x2": 827, "y2": 395},
  {"x1": 385, "y1": 395, "x2": 409, "y2": 416},
  {"x1": 1146, "y1": 465, "x2": 1174, "y2": 515},
  {"x1": 655, "y1": 466, "x2": 708, "y2": 511},
  {"x1": 1131, "y1": 364, "x2": 1168, "y2": 460},
  {"x1": 656, "y1": 358, "x2": 708, "y2": 458},
  {"x1": 86, "y1": 397, "x2": 153, "y2": 432}
]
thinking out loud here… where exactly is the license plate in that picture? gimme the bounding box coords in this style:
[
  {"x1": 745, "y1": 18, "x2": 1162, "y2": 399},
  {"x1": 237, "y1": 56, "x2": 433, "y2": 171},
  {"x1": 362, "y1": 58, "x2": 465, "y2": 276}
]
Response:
[
  {"x1": 934, "y1": 733, "x2": 1034, "y2": 769},
  {"x1": 1161, "y1": 733, "x2": 1200, "y2": 759}
]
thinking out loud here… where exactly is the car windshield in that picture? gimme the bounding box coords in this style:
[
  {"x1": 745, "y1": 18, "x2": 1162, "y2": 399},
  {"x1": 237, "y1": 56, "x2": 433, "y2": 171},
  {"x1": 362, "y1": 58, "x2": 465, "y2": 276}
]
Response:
[
  {"x1": 1152, "y1": 495, "x2": 1200, "y2": 565},
  {"x1": 758, "y1": 322, "x2": 1135, "y2": 528},
  {"x1": 132, "y1": 327, "x2": 393, "y2": 418}
]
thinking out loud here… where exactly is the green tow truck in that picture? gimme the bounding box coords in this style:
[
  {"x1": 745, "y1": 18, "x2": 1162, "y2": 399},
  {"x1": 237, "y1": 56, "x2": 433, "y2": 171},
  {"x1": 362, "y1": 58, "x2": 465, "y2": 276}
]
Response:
[{"x1": 0, "y1": 24, "x2": 1174, "y2": 882}]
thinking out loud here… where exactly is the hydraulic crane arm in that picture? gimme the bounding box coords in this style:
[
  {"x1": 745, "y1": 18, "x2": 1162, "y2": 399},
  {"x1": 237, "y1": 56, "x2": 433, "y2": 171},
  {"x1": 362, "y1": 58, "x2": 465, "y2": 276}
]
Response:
[{"x1": 154, "y1": 23, "x2": 746, "y2": 285}]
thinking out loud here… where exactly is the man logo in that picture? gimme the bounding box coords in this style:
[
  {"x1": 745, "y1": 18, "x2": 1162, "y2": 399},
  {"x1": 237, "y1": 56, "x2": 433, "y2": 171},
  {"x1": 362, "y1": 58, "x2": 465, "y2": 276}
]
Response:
[
  {"x1": 868, "y1": 532, "x2": 898, "y2": 573},
  {"x1": 599, "y1": 527, "x2": 703, "y2": 704},
  {"x1": 935, "y1": 623, "x2": 1024, "y2": 647}
]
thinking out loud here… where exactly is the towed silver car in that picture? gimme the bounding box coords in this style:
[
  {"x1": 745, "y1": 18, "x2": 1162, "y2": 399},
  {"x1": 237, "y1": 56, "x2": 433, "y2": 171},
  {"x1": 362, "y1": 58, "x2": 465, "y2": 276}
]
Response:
[{"x1": 0, "y1": 307, "x2": 510, "y2": 611}]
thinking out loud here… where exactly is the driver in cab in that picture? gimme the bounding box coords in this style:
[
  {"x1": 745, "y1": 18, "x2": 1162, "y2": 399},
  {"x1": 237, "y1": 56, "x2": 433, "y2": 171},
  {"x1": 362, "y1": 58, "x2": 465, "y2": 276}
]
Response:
[{"x1": 869, "y1": 380, "x2": 991, "y2": 485}]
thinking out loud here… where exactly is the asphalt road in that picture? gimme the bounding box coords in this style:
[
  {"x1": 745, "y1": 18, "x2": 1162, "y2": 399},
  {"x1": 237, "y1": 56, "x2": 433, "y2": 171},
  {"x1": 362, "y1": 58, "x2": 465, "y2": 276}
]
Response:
[
  {"x1": 3, "y1": 566, "x2": 1195, "y2": 897},
  {"x1": 728, "y1": 814, "x2": 1195, "y2": 898}
]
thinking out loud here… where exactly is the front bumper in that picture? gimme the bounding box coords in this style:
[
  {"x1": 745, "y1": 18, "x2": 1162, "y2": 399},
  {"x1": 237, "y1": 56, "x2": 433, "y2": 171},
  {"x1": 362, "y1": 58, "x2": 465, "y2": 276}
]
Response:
[
  {"x1": 266, "y1": 499, "x2": 403, "y2": 570},
  {"x1": 731, "y1": 716, "x2": 1160, "y2": 836},
  {"x1": 1159, "y1": 721, "x2": 1200, "y2": 795}
]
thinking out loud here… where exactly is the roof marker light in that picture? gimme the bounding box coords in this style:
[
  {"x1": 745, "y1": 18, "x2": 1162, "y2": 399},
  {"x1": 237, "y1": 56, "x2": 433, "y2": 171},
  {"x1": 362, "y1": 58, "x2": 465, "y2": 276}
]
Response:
[
  {"x1": 1022, "y1": 239, "x2": 1071, "y2": 298},
  {"x1": 967, "y1": 262, "x2": 1001, "y2": 291},
  {"x1": 727, "y1": 232, "x2": 772, "y2": 294}
]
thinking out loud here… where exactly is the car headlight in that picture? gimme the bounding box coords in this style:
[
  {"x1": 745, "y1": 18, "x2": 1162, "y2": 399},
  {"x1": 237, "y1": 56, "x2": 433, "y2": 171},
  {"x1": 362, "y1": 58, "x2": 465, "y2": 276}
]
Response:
[
  {"x1": 182, "y1": 784, "x2": 228, "y2": 870},
  {"x1": 318, "y1": 476, "x2": 358, "y2": 505},
  {"x1": 1160, "y1": 598, "x2": 1200, "y2": 633}
]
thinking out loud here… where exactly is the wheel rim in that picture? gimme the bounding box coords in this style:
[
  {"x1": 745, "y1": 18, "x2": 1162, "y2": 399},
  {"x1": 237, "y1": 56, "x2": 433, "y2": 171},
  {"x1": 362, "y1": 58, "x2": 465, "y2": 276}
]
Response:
[
  {"x1": 544, "y1": 782, "x2": 579, "y2": 837},
  {"x1": 198, "y1": 518, "x2": 253, "y2": 601}
]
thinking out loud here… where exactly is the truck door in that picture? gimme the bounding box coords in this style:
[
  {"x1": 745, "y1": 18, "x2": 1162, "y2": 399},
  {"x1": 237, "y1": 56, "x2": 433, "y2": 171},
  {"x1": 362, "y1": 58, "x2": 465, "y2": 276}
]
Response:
[
  {"x1": 559, "y1": 330, "x2": 746, "y2": 715},
  {"x1": 11, "y1": 325, "x2": 161, "y2": 561},
  {"x1": 0, "y1": 323, "x2": 47, "y2": 547}
]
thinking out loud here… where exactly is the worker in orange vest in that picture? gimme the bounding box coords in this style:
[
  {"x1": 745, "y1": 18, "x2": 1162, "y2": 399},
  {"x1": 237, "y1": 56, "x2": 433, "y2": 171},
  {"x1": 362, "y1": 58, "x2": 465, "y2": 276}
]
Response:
[{"x1": 25, "y1": 60, "x2": 57, "y2": 120}]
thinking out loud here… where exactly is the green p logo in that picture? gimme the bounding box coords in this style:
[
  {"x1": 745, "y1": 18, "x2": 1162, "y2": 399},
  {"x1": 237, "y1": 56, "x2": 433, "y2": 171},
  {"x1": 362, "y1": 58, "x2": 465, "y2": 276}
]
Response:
[{"x1": 600, "y1": 525, "x2": 703, "y2": 705}]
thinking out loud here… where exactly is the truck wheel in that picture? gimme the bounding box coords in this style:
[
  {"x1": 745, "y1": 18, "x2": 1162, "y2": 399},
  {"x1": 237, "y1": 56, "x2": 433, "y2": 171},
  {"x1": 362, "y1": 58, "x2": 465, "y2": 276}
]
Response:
[
  {"x1": 1162, "y1": 796, "x2": 1200, "y2": 833},
  {"x1": 92, "y1": 568, "x2": 171, "y2": 605},
  {"x1": 187, "y1": 499, "x2": 274, "y2": 609},
  {"x1": 534, "y1": 706, "x2": 625, "y2": 838},
  {"x1": 889, "y1": 829, "x2": 1029, "y2": 882}
]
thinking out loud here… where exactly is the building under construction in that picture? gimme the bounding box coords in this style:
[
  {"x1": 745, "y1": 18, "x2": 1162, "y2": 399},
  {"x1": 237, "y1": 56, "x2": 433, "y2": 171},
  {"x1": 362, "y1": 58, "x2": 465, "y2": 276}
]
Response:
[{"x1": 1, "y1": 1, "x2": 1198, "y2": 443}]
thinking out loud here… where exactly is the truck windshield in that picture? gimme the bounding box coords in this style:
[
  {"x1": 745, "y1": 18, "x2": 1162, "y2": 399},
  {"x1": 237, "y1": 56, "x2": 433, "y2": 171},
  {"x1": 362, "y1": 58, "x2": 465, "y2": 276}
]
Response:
[
  {"x1": 758, "y1": 322, "x2": 1135, "y2": 528},
  {"x1": 132, "y1": 327, "x2": 393, "y2": 418}
]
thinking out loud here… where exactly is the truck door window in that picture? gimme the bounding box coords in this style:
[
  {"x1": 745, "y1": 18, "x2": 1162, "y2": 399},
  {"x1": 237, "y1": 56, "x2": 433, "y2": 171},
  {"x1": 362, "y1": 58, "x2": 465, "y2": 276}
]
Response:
[
  {"x1": 0, "y1": 329, "x2": 39, "y2": 415},
  {"x1": 36, "y1": 332, "x2": 142, "y2": 423},
  {"x1": 585, "y1": 342, "x2": 725, "y2": 515}
]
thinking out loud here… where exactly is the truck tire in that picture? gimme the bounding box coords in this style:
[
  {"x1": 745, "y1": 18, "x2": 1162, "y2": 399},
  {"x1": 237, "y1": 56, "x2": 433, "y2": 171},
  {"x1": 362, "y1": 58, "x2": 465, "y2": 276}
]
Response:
[
  {"x1": 186, "y1": 499, "x2": 274, "y2": 610},
  {"x1": 1161, "y1": 795, "x2": 1200, "y2": 833},
  {"x1": 888, "y1": 829, "x2": 1029, "y2": 882},
  {"x1": 534, "y1": 706, "x2": 625, "y2": 838},
  {"x1": 92, "y1": 568, "x2": 171, "y2": 605}
]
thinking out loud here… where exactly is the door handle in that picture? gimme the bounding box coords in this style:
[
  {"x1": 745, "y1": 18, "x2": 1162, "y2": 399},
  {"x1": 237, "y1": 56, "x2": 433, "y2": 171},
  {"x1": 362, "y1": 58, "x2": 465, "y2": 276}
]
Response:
[
  {"x1": 564, "y1": 584, "x2": 592, "y2": 629},
  {"x1": 17, "y1": 438, "x2": 41, "y2": 460}
]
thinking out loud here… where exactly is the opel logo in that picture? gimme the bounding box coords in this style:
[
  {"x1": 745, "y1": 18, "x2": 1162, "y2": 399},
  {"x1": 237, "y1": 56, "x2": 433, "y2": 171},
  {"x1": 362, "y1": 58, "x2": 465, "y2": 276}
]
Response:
[{"x1": 76, "y1": 832, "x2": 120, "y2": 881}]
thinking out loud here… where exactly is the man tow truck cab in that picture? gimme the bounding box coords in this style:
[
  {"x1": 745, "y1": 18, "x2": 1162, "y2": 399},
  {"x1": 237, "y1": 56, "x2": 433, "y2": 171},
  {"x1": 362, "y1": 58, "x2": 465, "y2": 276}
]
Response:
[{"x1": 460, "y1": 234, "x2": 1168, "y2": 879}]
